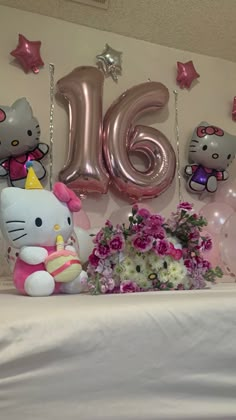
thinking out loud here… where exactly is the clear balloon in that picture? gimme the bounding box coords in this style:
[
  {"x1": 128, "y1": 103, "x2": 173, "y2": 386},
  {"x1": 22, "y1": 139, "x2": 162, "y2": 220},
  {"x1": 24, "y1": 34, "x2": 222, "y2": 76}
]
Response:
[
  {"x1": 74, "y1": 227, "x2": 95, "y2": 264},
  {"x1": 214, "y1": 179, "x2": 236, "y2": 211},
  {"x1": 10, "y1": 34, "x2": 44, "y2": 74},
  {"x1": 201, "y1": 229, "x2": 225, "y2": 274},
  {"x1": 219, "y1": 212, "x2": 236, "y2": 277},
  {"x1": 200, "y1": 202, "x2": 234, "y2": 235},
  {"x1": 73, "y1": 209, "x2": 91, "y2": 230},
  {"x1": 176, "y1": 61, "x2": 199, "y2": 89},
  {"x1": 109, "y1": 202, "x2": 154, "y2": 226},
  {"x1": 57, "y1": 66, "x2": 110, "y2": 195},
  {"x1": 103, "y1": 82, "x2": 176, "y2": 201},
  {"x1": 185, "y1": 121, "x2": 236, "y2": 194}
]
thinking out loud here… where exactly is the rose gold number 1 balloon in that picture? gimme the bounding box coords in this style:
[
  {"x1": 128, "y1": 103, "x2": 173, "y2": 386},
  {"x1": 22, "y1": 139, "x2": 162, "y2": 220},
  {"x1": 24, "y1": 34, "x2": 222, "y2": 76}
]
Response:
[
  {"x1": 57, "y1": 66, "x2": 110, "y2": 194},
  {"x1": 103, "y1": 82, "x2": 176, "y2": 201}
]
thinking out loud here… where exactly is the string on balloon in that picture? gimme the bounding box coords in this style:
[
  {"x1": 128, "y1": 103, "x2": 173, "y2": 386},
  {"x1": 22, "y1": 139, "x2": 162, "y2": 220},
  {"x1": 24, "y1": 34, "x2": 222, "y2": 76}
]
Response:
[
  {"x1": 49, "y1": 63, "x2": 55, "y2": 191},
  {"x1": 173, "y1": 89, "x2": 183, "y2": 203}
]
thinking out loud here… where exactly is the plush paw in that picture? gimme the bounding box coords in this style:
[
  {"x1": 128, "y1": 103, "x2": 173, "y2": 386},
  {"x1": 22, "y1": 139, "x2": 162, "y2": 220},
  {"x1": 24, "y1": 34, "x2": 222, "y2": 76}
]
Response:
[
  {"x1": 188, "y1": 180, "x2": 205, "y2": 192},
  {"x1": 206, "y1": 176, "x2": 217, "y2": 193},
  {"x1": 25, "y1": 271, "x2": 55, "y2": 297},
  {"x1": 60, "y1": 270, "x2": 88, "y2": 294},
  {"x1": 38, "y1": 143, "x2": 49, "y2": 155},
  {"x1": 20, "y1": 246, "x2": 48, "y2": 265},
  {"x1": 185, "y1": 165, "x2": 193, "y2": 176}
]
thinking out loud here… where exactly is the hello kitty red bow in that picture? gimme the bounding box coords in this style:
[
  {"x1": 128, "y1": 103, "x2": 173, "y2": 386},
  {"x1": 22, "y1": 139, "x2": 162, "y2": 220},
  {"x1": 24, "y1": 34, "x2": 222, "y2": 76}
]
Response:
[
  {"x1": 197, "y1": 125, "x2": 224, "y2": 138},
  {"x1": 53, "y1": 182, "x2": 81, "y2": 212}
]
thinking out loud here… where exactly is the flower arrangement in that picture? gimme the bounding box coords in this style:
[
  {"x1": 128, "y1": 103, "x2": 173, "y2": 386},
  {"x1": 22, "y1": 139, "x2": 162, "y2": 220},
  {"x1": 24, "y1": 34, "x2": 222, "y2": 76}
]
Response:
[{"x1": 87, "y1": 202, "x2": 223, "y2": 294}]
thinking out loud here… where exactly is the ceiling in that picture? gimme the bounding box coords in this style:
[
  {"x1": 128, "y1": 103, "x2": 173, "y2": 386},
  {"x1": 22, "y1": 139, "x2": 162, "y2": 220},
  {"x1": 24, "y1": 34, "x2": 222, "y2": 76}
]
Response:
[{"x1": 1, "y1": 0, "x2": 236, "y2": 62}]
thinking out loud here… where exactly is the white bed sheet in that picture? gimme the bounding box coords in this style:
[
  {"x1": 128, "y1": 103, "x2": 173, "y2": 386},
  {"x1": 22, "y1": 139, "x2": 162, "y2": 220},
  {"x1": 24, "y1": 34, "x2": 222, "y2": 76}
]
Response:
[{"x1": 0, "y1": 284, "x2": 236, "y2": 420}]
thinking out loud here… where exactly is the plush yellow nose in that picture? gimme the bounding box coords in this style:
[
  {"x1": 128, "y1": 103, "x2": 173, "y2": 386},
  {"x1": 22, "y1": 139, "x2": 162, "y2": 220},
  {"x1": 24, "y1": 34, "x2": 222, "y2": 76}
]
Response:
[
  {"x1": 11, "y1": 140, "x2": 19, "y2": 146},
  {"x1": 54, "y1": 224, "x2": 61, "y2": 231}
]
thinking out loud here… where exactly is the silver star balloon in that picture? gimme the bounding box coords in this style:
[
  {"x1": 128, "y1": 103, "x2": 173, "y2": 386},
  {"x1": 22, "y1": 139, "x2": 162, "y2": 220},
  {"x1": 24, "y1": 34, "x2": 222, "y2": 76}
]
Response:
[{"x1": 96, "y1": 44, "x2": 122, "y2": 82}]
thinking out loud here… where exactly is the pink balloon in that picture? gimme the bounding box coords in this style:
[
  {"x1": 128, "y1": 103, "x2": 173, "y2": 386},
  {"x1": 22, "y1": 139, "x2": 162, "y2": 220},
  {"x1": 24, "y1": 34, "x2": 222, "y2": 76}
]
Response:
[
  {"x1": 10, "y1": 34, "x2": 44, "y2": 74},
  {"x1": 57, "y1": 66, "x2": 110, "y2": 195},
  {"x1": 214, "y1": 179, "x2": 236, "y2": 211},
  {"x1": 219, "y1": 212, "x2": 236, "y2": 277},
  {"x1": 103, "y1": 82, "x2": 176, "y2": 201},
  {"x1": 176, "y1": 61, "x2": 199, "y2": 89},
  {"x1": 73, "y1": 209, "x2": 91, "y2": 230},
  {"x1": 109, "y1": 202, "x2": 154, "y2": 226},
  {"x1": 200, "y1": 202, "x2": 234, "y2": 235}
]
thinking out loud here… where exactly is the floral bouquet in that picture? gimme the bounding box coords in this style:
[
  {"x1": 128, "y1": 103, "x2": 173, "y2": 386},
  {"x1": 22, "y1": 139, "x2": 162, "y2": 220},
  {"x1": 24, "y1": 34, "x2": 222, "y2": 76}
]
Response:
[{"x1": 87, "y1": 202, "x2": 223, "y2": 294}]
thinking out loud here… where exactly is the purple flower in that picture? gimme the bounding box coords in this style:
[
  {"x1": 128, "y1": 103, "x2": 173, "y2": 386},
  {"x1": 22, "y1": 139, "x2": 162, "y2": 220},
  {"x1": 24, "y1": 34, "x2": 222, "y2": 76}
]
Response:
[
  {"x1": 132, "y1": 234, "x2": 153, "y2": 252},
  {"x1": 109, "y1": 234, "x2": 125, "y2": 253},
  {"x1": 137, "y1": 208, "x2": 151, "y2": 219},
  {"x1": 88, "y1": 250, "x2": 100, "y2": 268},
  {"x1": 95, "y1": 243, "x2": 110, "y2": 259},
  {"x1": 154, "y1": 239, "x2": 170, "y2": 256},
  {"x1": 177, "y1": 202, "x2": 193, "y2": 211},
  {"x1": 120, "y1": 280, "x2": 139, "y2": 293}
]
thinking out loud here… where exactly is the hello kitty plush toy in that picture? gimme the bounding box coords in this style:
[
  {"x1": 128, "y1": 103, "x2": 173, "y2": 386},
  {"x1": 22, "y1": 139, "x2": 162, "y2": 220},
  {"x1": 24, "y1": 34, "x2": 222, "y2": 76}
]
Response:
[
  {"x1": 0, "y1": 98, "x2": 48, "y2": 188},
  {"x1": 0, "y1": 163, "x2": 88, "y2": 296},
  {"x1": 185, "y1": 121, "x2": 236, "y2": 193}
]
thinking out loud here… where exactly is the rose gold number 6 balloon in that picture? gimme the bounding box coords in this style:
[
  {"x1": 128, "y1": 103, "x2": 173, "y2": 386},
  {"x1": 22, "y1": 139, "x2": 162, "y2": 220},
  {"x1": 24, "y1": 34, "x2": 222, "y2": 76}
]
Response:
[
  {"x1": 103, "y1": 82, "x2": 176, "y2": 201},
  {"x1": 57, "y1": 66, "x2": 110, "y2": 194}
]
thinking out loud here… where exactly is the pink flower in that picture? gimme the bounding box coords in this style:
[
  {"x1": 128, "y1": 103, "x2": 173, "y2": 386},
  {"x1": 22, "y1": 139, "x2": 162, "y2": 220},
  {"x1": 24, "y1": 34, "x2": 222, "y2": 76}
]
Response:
[
  {"x1": 201, "y1": 237, "x2": 212, "y2": 251},
  {"x1": 109, "y1": 234, "x2": 125, "y2": 253},
  {"x1": 107, "y1": 278, "x2": 115, "y2": 291},
  {"x1": 105, "y1": 220, "x2": 113, "y2": 228},
  {"x1": 132, "y1": 234, "x2": 153, "y2": 252},
  {"x1": 120, "y1": 280, "x2": 139, "y2": 293},
  {"x1": 88, "y1": 250, "x2": 100, "y2": 268},
  {"x1": 154, "y1": 239, "x2": 170, "y2": 256},
  {"x1": 132, "y1": 204, "x2": 139, "y2": 214},
  {"x1": 168, "y1": 243, "x2": 183, "y2": 260},
  {"x1": 147, "y1": 215, "x2": 165, "y2": 229},
  {"x1": 178, "y1": 202, "x2": 193, "y2": 211},
  {"x1": 95, "y1": 243, "x2": 110, "y2": 259},
  {"x1": 100, "y1": 284, "x2": 107, "y2": 294},
  {"x1": 137, "y1": 208, "x2": 151, "y2": 219},
  {"x1": 94, "y1": 230, "x2": 104, "y2": 244}
]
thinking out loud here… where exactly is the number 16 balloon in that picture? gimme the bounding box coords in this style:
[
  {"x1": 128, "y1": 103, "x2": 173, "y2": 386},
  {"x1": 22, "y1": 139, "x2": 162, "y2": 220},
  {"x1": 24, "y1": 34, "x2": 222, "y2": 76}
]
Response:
[
  {"x1": 57, "y1": 66, "x2": 176, "y2": 201},
  {"x1": 103, "y1": 82, "x2": 176, "y2": 201},
  {"x1": 57, "y1": 66, "x2": 110, "y2": 195}
]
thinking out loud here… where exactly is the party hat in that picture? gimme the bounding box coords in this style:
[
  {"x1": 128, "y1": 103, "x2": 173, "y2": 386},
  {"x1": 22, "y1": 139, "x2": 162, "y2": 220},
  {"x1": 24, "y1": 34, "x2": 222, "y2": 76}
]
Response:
[{"x1": 25, "y1": 161, "x2": 43, "y2": 190}]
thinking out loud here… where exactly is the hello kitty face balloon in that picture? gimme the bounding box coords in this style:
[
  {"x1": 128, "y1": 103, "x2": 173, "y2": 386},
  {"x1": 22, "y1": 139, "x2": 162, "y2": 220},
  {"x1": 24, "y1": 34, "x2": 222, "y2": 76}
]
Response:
[
  {"x1": 185, "y1": 122, "x2": 236, "y2": 194},
  {"x1": 0, "y1": 98, "x2": 49, "y2": 188}
]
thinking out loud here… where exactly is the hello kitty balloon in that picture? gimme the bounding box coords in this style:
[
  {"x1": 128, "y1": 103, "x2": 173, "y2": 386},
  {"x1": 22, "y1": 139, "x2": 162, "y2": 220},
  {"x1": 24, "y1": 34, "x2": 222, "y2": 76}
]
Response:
[
  {"x1": 0, "y1": 163, "x2": 88, "y2": 296},
  {"x1": 185, "y1": 122, "x2": 236, "y2": 193},
  {"x1": 0, "y1": 98, "x2": 48, "y2": 188}
]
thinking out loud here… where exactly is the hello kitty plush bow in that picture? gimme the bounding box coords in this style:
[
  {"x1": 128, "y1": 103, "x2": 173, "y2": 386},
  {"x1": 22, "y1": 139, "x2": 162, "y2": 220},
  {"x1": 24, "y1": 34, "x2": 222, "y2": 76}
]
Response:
[
  {"x1": 197, "y1": 125, "x2": 224, "y2": 138},
  {"x1": 53, "y1": 182, "x2": 81, "y2": 212}
]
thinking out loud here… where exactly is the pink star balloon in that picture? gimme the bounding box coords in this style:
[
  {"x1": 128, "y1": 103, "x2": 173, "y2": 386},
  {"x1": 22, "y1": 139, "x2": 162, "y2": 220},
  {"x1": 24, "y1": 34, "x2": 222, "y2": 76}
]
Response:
[
  {"x1": 232, "y1": 97, "x2": 236, "y2": 121},
  {"x1": 176, "y1": 60, "x2": 200, "y2": 89},
  {"x1": 10, "y1": 34, "x2": 44, "y2": 74}
]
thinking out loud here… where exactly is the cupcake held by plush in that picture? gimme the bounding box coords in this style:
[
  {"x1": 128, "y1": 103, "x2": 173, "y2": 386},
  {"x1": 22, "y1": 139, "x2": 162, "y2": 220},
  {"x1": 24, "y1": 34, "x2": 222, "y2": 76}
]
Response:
[{"x1": 0, "y1": 162, "x2": 88, "y2": 296}]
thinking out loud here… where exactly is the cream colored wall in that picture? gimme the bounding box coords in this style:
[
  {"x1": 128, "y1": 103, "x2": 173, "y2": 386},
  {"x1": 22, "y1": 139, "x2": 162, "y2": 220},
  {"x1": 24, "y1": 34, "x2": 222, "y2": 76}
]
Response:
[{"x1": 0, "y1": 5, "x2": 236, "y2": 228}]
